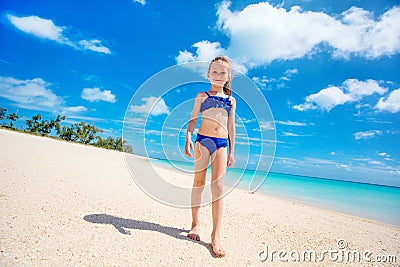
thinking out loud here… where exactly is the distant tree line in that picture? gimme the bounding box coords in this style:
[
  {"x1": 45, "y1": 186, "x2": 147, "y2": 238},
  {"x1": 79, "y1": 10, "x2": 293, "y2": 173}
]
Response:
[{"x1": 0, "y1": 107, "x2": 133, "y2": 153}]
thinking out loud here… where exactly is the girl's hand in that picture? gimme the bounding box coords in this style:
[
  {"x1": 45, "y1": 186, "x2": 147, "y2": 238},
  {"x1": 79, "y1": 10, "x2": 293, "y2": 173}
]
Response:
[
  {"x1": 184, "y1": 141, "x2": 194, "y2": 158},
  {"x1": 227, "y1": 153, "x2": 235, "y2": 167}
]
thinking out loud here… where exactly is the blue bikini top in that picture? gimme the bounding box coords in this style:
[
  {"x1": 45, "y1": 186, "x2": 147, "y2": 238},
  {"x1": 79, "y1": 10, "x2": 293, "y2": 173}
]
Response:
[{"x1": 200, "y1": 91, "x2": 232, "y2": 116}]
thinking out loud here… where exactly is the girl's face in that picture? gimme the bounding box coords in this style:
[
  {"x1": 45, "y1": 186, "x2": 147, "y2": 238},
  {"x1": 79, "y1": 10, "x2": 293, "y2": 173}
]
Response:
[{"x1": 208, "y1": 60, "x2": 230, "y2": 88}]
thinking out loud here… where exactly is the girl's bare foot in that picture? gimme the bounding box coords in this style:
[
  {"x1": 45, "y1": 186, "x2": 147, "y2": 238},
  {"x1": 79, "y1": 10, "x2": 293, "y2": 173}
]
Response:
[
  {"x1": 187, "y1": 225, "x2": 200, "y2": 241},
  {"x1": 211, "y1": 233, "x2": 226, "y2": 257}
]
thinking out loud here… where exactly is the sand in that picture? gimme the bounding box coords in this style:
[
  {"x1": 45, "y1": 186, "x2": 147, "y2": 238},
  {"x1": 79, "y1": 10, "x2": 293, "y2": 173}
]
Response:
[{"x1": 0, "y1": 128, "x2": 399, "y2": 266}]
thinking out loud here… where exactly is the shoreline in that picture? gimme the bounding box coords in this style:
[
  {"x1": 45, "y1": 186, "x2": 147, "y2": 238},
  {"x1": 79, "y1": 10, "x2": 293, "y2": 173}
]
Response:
[
  {"x1": 254, "y1": 188, "x2": 400, "y2": 228},
  {"x1": 149, "y1": 156, "x2": 400, "y2": 227},
  {"x1": 150, "y1": 155, "x2": 400, "y2": 189},
  {"x1": 1, "y1": 128, "x2": 399, "y2": 266}
]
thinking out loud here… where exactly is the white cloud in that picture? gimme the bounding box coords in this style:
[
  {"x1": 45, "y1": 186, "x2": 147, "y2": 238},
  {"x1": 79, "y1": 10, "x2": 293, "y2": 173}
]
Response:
[
  {"x1": 7, "y1": 14, "x2": 111, "y2": 54},
  {"x1": 64, "y1": 115, "x2": 106, "y2": 124},
  {"x1": 354, "y1": 130, "x2": 382, "y2": 140},
  {"x1": 175, "y1": 41, "x2": 223, "y2": 70},
  {"x1": 252, "y1": 68, "x2": 298, "y2": 89},
  {"x1": 352, "y1": 157, "x2": 370, "y2": 162},
  {"x1": 295, "y1": 86, "x2": 352, "y2": 111},
  {"x1": 0, "y1": 76, "x2": 62, "y2": 109},
  {"x1": 220, "y1": 2, "x2": 400, "y2": 62},
  {"x1": 175, "y1": 40, "x2": 247, "y2": 74},
  {"x1": 284, "y1": 69, "x2": 298, "y2": 76},
  {"x1": 79, "y1": 40, "x2": 111, "y2": 55},
  {"x1": 303, "y1": 157, "x2": 338, "y2": 165},
  {"x1": 377, "y1": 152, "x2": 392, "y2": 161},
  {"x1": 238, "y1": 118, "x2": 256, "y2": 124},
  {"x1": 175, "y1": 50, "x2": 196, "y2": 64},
  {"x1": 282, "y1": 132, "x2": 300, "y2": 137},
  {"x1": 254, "y1": 121, "x2": 275, "y2": 131},
  {"x1": 0, "y1": 76, "x2": 86, "y2": 114},
  {"x1": 81, "y1": 88, "x2": 116, "y2": 103},
  {"x1": 252, "y1": 76, "x2": 268, "y2": 87},
  {"x1": 124, "y1": 117, "x2": 147, "y2": 127},
  {"x1": 145, "y1": 129, "x2": 177, "y2": 137},
  {"x1": 343, "y1": 79, "x2": 388, "y2": 100},
  {"x1": 133, "y1": 0, "x2": 146, "y2": 5},
  {"x1": 175, "y1": 41, "x2": 222, "y2": 76},
  {"x1": 281, "y1": 131, "x2": 312, "y2": 137},
  {"x1": 275, "y1": 120, "x2": 312, "y2": 126},
  {"x1": 368, "y1": 160, "x2": 385, "y2": 166},
  {"x1": 308, "y1": 87, "x2": 352, "y2": 111},
  {"x1": 62, "y1": 106, "x2": 88, "y2": 113},
  {"x1": 176, "y1": 41, "x2": 226, "y2": 64},
  {"x1": 177, "y1": 2, "x2": 400, "y2": 69},
  {"x1": 129, "y1": 96, "x2": 170, "y2": 116},
  {"x1": 375, "y1": 88, "x2": 400, "y2": 113},
  {"x1": 294, "y1": 79, "x2": 388, "y2": 112},
  {"x1": 292, "y1": 102, "x2": 317, "y2": 112},
  {"x1": 7, "y1": 14, "x2": 66, "y2": 42}
]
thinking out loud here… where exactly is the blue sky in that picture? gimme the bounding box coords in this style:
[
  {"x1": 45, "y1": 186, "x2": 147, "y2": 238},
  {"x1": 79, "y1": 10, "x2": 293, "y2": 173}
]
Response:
[{"x1": 0, "y1": 0, "x2": 399, "y2": 186}]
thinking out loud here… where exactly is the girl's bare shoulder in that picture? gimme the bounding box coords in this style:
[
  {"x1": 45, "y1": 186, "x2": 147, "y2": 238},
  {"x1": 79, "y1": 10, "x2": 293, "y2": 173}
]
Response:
[
  {"x1": 196, "y1": 91, "x2": 208, "y2": 97},
  {"x1": 195, "y1": 91, "x2": 208, "y2": 100}
]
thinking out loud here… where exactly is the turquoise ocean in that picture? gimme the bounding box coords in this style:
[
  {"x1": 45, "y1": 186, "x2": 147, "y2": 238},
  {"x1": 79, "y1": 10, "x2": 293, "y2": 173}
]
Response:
[{"x1": 151, "y1": 158, "x2": 400, "y2": 226}]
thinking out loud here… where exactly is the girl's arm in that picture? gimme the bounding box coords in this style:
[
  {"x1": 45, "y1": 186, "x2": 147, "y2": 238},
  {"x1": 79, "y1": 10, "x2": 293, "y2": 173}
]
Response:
[
  {"x1": 185, "y1": 92, "x2": 204, "y2": 158},
  {"x1": 227, "y1": 97, "x2": 236, "y2": 167}
]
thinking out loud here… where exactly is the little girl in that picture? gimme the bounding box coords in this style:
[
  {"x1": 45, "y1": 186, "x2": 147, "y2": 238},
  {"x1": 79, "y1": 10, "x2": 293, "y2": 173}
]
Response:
[{"x1": 184, "y1": 56, "x2": 236, "y2": 257}]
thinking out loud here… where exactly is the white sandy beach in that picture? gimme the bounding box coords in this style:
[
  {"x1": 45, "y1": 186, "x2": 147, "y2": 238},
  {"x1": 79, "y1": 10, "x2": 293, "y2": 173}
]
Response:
[{"x1": 0, "y1": 128, "x2": 399, "y2": 266}]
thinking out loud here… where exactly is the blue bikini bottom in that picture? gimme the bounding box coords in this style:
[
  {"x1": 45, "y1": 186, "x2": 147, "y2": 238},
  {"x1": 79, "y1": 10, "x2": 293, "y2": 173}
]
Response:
[{"x1": 195, "y1": 133, "x2": 228, "y2": 155}]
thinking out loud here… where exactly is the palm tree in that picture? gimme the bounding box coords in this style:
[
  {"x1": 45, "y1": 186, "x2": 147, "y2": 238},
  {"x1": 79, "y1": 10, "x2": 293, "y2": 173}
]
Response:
[
  {"x1": 7, "y1": 112, "x2": 19, "y2": 129},
  {"x1": 52, "y1": 115, "x2": 67, "y2": 136},
  {"x1": 0, "y1": 107, "x2": 7, "y2": 122},
  {"x1": 59, "y1": 125, "x2": 75, "y2": 141},
  {"x1": 74, "y1": 122, "x2": 103, "y2": 144},
  {"x1": 38, "y1": 119, "x2": 53, "y2": 136},
  {"x1": 25, "y1": 114, "x2": 42, "y2": 133},
  {"x1": 7, "y1": 110, "x2": 132, "y2": 154}
]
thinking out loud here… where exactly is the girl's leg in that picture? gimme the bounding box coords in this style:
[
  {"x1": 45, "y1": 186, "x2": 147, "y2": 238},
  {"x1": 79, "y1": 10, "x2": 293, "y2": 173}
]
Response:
[
  {"x1": 210, "y1": 146, "x2": 227, "y2": 256},
  {"x1": 188, "y1": 142, "x2": 209, "y2": 241}
]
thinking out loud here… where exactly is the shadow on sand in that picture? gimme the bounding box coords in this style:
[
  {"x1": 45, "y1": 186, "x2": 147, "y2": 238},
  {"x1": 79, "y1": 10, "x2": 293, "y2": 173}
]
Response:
[{"x1": 83, "y1": 213, "x2": 218, "y2": 257}]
